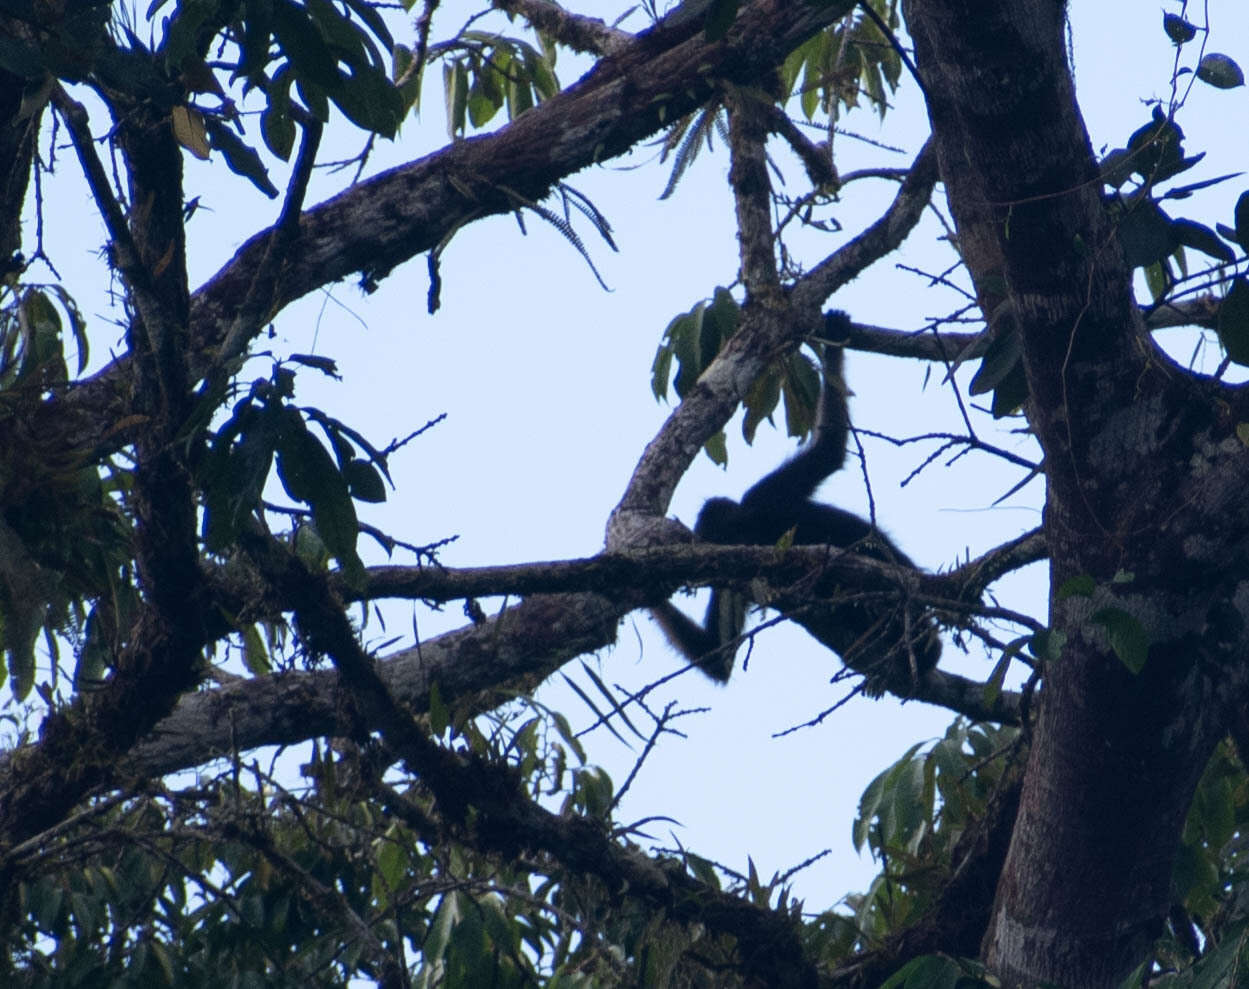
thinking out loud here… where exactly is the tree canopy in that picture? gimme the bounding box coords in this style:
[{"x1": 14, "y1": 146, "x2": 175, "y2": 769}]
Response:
[{"x1": 2, "y1": 0, "x2": 1249, "y2": 986}]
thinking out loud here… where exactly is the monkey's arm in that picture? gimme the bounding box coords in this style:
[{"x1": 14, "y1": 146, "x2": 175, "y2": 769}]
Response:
[
  {"x1": 651, "y1": 590, "x2": 746, "y2": 682},
  {"x1": 739, "y1": 311, "x2": 852, "y2": 512}
]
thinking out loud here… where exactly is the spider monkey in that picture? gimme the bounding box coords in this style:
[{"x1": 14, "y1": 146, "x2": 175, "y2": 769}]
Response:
[{"x1": 652, "y1": 310, "x2": 941, "y2": 694}]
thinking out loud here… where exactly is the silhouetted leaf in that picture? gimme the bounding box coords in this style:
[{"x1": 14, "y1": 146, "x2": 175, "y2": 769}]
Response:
[
  {"x1": 1170, "y1": 217, "x2": 1236, "y2": 262},
  {"x1": 343, "y1": 458, "x2": 386, "y2": 502},
  {"x1": 1196, "y1": 53, "x2": 1244, "y2": 89},
  {"x1": 1163, "y1": 13, "x2": 1196, "y2": 44},
  {"x1": 1116, "y1": 197, "x2": 1174, "y2": 268},
  {"x1": 1218, "y1": 276, "x2": 1249, "y2": 366},
  {"x1": 203, "y1": 118, "x2": 279, "y2": 197}
]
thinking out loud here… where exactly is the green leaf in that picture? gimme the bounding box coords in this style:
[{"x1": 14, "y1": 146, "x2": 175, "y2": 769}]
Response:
[
  {"x1": 1169, "y1": 217, "x2": 1235, "y2": 263},
  {"x1": 1236, "y1": 190, "x2": 1249, "y2": 248},
  {"x1": 1029, "y1": 629, "x2": 1059, "y2": 669},
  {"x1": 392, "y1": 43, "x2": 422, "y2": 114},
  {"x1": 240, "y1": 623, "x2": 271, "y2": 675},
  {"x1": 1162, "y1": 13, "x2": 1197, "y2": 44},
  {"x1": 704, "y1": 430, "x2": 727, "y2": 466},
  {"x1": 293, "y1": 523, "x2": 330, "y2": 568},
  {"x1": 305, "y1": 0, "x2": 377, "y2": 71},
  {"x1": 989, "y1": 362, "x2": 1029, "y2": 418},
  {"x1": 968, "y1": 321, "x2": 1020, "y2": 396},
  {"x1": 854, "y1": 742, "x2": 925, "y2": 852},
  {"x1": 74, "y1": 604, "x2": 112, "y2": 689},
  {"x1": 880, "y1": 954, "x2": 980, "y2": 989},
  {"x1": 1195, "y1": 53, "x2": 1244, "y2": 89},
  {"x1": 341, "y1": 0, "x2": 392, "y2": 49},
  {"x1": 444, "y1": 60, "x2": 468, "y2": 136},
  {"x1": 505, "y1": 69, "x2": 533, "y2": 119},
  {"x1": 238, "y1": 0, "x2": 274, "y2": 80},
  {"x1": 203, "y1": 118, "x2": 280, "y2": 198},
  {"x1": 429, "y1": 681, "x2": 448, "y2": 737},
  {"x1": 160, "y1": 0, "x2": 217, "y2": 69},
  {"x1": 1058, "y1": 574, "x2": 1095, "y2": 598},
  {"x1": 1115, "y1": 197, "x2": 1174, "y2": 268},
  {"x1": 202, "y1": 406, "x2": 276, "y2": 550},
  {"x1": 344, "y1": 458, "x2": 386, "y2": 502},
  {"x1": 1219, "y1": 276, "x2": 1249, "y2": 366},
  {"x1": 262, "y1": 69, "x2": 296, "y2": 160},
  {"x1": 271, "y1": 0, "x2": 341, "y2": 90},
  {"x1": 296, "y1": 77, "x2": 330, "y2": 121},
  {"x1": 650, "y1": 343, "x2": 673, "y2": 400},
  {"x1": 46, "y1": 284, "x2": 87, "y2": 374},
  {"x1": 1092, "y1": 607, "x2": 1150, "y2": 673},
  {"x1": 329, "y1": 64, "x2": 403, "y2": 137},
  {"x1": 273, "y1": 409, "x2": 324, "y2": 504}
]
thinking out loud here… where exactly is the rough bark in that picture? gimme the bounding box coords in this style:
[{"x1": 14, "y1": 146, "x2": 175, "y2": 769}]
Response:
[
  {"x1": 904, "y1": 0, "x2": 1249, "y2": 984},
  {"x1": 5, "y1": 0, "x2": 848, "y2": 475}
]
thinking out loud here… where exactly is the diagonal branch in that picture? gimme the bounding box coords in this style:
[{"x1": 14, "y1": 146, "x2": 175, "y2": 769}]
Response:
[
  {"x1": 492, "y1": 0, "x2": 631, "y2": 56},
  {"x1": 609, "y1": 139, "x2": 939, "y2": 534},
  {"x1": 238, "y1": 521, "x2": 821, "y2": 988},
  {"x1": 17, "y1": 0, "x2": 848, "y2": 467}
]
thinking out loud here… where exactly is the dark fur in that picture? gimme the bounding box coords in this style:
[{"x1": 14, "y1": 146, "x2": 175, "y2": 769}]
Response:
[{"x1": 653, "y1": 311, "x2": 941, "y2": 693}]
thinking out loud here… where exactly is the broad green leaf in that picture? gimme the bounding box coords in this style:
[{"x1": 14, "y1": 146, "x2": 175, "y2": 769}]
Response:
[
  {"x1": 261, "y1": 69, "x2": 296, "y2": 160},
  {"x1": 204, "y1": 118, "x2": 279, "y2": 198},
  {"x1": 880, "y1": 954, "x2": 982, "y2": 988},
  {"x1": 1162, "y1": 13, "x2": 1197, "y2": 44},
  {"x1": 341, "y1": 0, "x2": 392, "y2": 49},
  {"x1": 444, "y1": 60, "x2": 467, "y2": 136},
  {"x1": 968, "y1": 321, "x2": 1020, "y2": 396},
  {"x1": 1092, "y1": 607, "x2": 1150, "y2": 673},
  {"x1": 1115, "y1": 198, "x2": 1174, "y2": 268},
  {"x1": 989, "y1": 362, "x2": 1029, "y2": 418},
  {"x1": 305, "y1": 0, "x2": 376, "y2": 71},
  {"x1": 344, "y1": 458, "x2": 386, "y2": 502},
  {"x1": 273, "y1": 410, "x2": 324, "y2": 504},
  {"x1": 1219, "y1": 277, "x2": 1249, "y2": 366},
  {"x1": 1169, "y1": 217, "x2": 1235, "y2": 263},
  {"x1": 1236, "y1": 189, "x2": 1249, "y2": 248},
  {"x1": 1196, "y1": 53, "x2": 1244, "y2": 89},
  {"x1": 160, "y1": 0, "x2": 216, "y2": 69},
  {"x1": 704, "y1": 430, "x2": 727, "y2": 465},
  {"x1": 73, "y1": 605, "x2": 112, "y2": 689},
  {"x1": 429, "y1": 681, "x2": 448, "y2": 737},
  {"x1": 392, "y1": 43, "x2": 422, "y2": 113},
  {"x1": 46, "y1": 284, "x2": 87, "y2": 373},
  {"x1": 240, "y1": 623, "x2": 270, "y2": 675},
  {"x1": 272, "y1": 0, "x2": 340, "y2": 90},
  {"x1": 330, "y1": 65, "x2": 403, "y2": 137},
  {"x1": 1058, "y1": 574, "x2": 1096, "y2": 598}
]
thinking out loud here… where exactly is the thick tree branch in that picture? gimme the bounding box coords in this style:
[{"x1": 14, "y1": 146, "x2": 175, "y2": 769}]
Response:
[
  {"x1": 16, "y1": 0, "x2": 847, "y2": 469},
  {"x1": 237, "y1": 521, "x2": 820, "y2": 988},
  {"x1": 492, "y1": 0, "x2": 631, "y2": 56},
  {"x1": 110, "y1": 542, "x2": 1023, "y2": 782},
  {"x1": 609, "y1": 139, "x2": 939, "y2": 535}
]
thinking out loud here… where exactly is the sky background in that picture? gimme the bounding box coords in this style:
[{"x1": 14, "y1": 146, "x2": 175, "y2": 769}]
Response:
[{"x1": 22, "y1": 0, "x2": 1249, "y2": 910}]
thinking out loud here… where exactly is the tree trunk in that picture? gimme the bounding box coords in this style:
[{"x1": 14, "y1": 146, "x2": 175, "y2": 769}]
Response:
[{"x1": 903, "y1": 0, "x2": 1249, "y2": 983}]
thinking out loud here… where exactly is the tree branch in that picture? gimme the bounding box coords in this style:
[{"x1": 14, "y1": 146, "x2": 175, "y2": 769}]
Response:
[
  {"x1": 16, "y1": 0, "x2": 847, "y2": 468},
  {"x1": 492, "y1": 0, "x2": 631, "y2": 56},
  {"x1": 609, "y1": 139, "x2": 939, "y2": 536}
]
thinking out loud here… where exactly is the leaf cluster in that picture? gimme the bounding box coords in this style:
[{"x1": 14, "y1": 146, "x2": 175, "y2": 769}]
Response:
[{"x1": 651, "y1": 286, "x2": 821, "y2": 465}]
